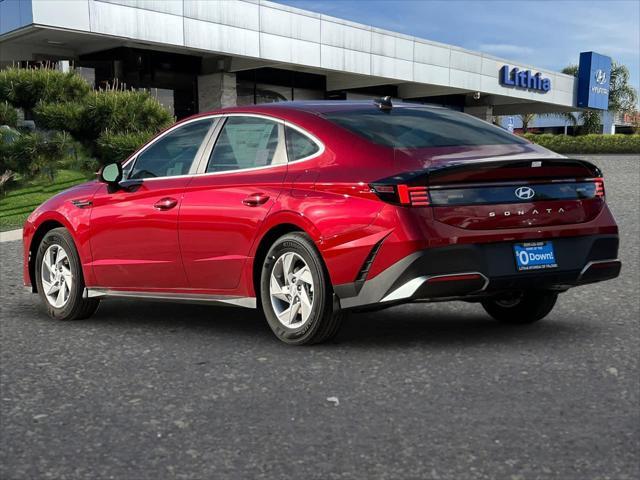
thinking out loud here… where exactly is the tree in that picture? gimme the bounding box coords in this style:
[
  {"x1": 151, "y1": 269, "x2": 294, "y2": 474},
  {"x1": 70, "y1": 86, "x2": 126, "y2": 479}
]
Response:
[{"x1": 519, "y1": 113, "x2": 536, "y2": 133}]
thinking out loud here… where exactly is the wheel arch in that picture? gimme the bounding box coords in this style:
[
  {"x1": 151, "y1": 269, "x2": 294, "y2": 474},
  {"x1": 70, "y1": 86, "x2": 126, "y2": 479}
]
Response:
[
  {"x1": 28, "y1": 220, "x2": 66, "y2": 293},
  {"x1": 251, "y1": 223, "x2": 305, "y2": 304}
]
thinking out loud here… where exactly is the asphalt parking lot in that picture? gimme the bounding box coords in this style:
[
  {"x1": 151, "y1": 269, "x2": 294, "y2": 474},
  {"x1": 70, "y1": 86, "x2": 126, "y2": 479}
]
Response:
[{"x1": 1, "y1": 155, "x2": 638, "y2": 480}]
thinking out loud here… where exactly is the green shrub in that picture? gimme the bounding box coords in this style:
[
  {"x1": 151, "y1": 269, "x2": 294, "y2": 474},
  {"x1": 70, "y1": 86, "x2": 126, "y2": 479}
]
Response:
[
  {"x1": 523, "y1": 133, "x2": 640, "y2": 154},
  {"x1": 96, "y1": 130, "x2": 156, "y2": 165},
  {"x1": 2, "y1": 66, "x2": 173, "y2": 178},
  {"x1": 33, "y1": 100, "x2": 83, "y2": 133},
  {"x1": 0, "y1": 101, "x2": 18, "y2": 127},
  {"x1": 0, "y1": 130, "x2": 75, "y2": 181},
  {"x1": 34, "y1": 88, "x2": 172, "y2": 141},
  {"x1": 0, "y1": 66, "x2": 91, "y2": 111},
  {"x1": 79, "y1": 89, "x2": 173, "y2": 140}
]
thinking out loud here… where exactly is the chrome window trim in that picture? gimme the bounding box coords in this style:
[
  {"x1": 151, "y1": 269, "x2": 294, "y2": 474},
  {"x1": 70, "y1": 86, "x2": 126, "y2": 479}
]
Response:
[
  {"x1": 120, "y1": 112, "x2": 326, "y2": 182},
  {"x1": 201, "y1": 114, "x2": 288, "y2": 175},
  {"x1": 122, "y1": 115, "x2": 221, "y2": 181}
]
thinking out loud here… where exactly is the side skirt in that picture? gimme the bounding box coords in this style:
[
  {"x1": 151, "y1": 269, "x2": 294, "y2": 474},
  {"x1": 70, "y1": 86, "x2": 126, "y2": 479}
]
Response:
[{"x1": 83, "y1": 288, "x2": 256, "y2": 309}]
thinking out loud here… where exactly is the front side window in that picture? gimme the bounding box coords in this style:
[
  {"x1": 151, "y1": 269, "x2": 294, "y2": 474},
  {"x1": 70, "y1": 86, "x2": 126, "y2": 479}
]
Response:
[
  {"x1": 323, "y1": 107, "x2": 527, "y2": 148},
  {"x1": 128, "y1": 119, "x2": 214, "y2": 179},
  {"x1": 206, "y1": 116, "x2": 281, "y2": 173},
  {"x1": 285, "y1": 126, "x2": 320, "y2": 161}
]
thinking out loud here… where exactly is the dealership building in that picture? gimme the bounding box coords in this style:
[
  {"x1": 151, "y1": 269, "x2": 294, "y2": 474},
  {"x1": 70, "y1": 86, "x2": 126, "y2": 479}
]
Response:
[{"x1": 0, "y1": 0, "x2": 613, "y2": 126}]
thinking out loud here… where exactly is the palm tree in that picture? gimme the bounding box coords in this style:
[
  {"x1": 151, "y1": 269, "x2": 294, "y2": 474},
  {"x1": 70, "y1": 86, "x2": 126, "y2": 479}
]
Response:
[{"x1": 519, "y1": 113, "x2": 536, "y2": 133}]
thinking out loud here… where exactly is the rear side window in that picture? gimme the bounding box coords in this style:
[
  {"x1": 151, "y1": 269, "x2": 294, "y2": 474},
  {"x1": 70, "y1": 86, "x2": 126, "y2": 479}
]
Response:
[
  {"x1": 129, "y1": 119, "x2": 213, "y2": 179},
  {"x1": 323, "y1": 107, "x2": 526, "y2": 148},
  {"x1": 285, "y1": 126, "x2": 319, "y2": 161},
  {"x1": 207, "y1": 116, "x2": 281, "y2": 173}
]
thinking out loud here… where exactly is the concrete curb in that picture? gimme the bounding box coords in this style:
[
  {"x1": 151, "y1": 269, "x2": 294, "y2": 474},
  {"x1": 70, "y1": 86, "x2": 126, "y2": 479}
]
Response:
[{"x1": 0, "y1": 229, "x2": 22, "y2": 243}]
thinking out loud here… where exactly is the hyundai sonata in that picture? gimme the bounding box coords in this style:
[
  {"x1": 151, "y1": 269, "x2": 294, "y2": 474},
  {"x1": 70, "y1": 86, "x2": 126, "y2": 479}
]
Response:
[{"x1": 23, "y1": 100, "x2": 621, "y2": 344}]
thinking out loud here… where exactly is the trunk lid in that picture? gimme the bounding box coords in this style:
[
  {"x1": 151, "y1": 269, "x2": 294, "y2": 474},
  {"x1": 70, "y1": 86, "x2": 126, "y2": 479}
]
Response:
[{"x1": 387, "y1": 149, "x2": 605, "y2": 230}]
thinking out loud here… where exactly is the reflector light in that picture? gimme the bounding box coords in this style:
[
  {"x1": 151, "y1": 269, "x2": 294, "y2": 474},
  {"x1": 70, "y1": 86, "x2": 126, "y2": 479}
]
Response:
[
  {"x1": 370, "y1": 183, "x2": 431, "y2": 207},
  {"x1": 594, "y1": 177, "x2": 605, "y2": 197},
  {"x1": 408, "y1": 186, "x2": 430, "y2": 206}
]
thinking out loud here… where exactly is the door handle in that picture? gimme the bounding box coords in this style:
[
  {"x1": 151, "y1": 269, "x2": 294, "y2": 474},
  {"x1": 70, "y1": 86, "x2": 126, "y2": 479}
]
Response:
[
  {"x1": 242, "y1": 193, "x2": 270, "y2": 207},
  {"x1": 154, "y1": 197, "x2": 178, "y2": 210}
]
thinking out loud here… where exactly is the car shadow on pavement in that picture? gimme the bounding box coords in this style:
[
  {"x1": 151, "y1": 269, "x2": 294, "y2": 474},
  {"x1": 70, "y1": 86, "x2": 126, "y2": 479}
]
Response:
[
  {"x1": 339, "y1": 308, "x2": 587, "y2": 348},
  {"x1": 85, "y1": 298, "x2": 594, "y2": 349}
]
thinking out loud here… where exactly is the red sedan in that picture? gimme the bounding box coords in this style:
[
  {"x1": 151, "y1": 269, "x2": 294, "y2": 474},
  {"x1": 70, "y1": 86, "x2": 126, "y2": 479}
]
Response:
[{"x1": 23, "y1": 100, "x2": 621, "y2": 344}]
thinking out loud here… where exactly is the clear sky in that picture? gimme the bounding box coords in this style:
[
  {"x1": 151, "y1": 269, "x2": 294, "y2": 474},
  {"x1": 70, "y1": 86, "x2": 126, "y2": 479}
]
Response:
[{"x1": 279, "y1": 0, "x2": 640, "y2": 94}]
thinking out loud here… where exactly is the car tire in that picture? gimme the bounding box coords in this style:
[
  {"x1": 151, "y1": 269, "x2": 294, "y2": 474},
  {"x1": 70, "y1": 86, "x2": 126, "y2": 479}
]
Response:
[
  {"x1": 481, "y1": 290, "x2": 558, "y2": 324},
  {"x1": 35, "y1": 227, "x2": 100, "y2": 321},
  {"x1": 260, "y1": 232, "x2": 343, "y2": 345}
]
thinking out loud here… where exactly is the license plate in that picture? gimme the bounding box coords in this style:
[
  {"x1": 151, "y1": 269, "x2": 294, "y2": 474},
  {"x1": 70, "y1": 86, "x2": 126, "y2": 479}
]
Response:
[{"x1": 513, "y1": 241, "x2": 558, "y2": 271}]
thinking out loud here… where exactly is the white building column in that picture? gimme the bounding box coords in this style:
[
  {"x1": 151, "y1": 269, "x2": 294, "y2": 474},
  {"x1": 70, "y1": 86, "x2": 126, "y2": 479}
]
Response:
[
  {"x1": 602, "y1": 111, "x2": 616, "y2": 135},
  {"x1": 198, "y1": 72, "x2": 237, "y2": 112}
]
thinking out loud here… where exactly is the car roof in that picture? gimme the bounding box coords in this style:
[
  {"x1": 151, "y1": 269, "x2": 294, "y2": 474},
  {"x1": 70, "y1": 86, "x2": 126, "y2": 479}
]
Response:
[{"x1": 199, "y1": 100, "x2": 448, "y2": 117}]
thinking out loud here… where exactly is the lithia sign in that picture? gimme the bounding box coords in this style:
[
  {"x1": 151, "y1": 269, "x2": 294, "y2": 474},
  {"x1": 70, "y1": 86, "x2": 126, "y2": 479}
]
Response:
[{"x1": 499, "y1": 65, "x2": 551, "y2": 93}]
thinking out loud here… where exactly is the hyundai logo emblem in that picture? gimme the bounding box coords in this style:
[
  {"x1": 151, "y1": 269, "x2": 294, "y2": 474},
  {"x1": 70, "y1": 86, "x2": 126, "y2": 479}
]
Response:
[
  {"x1": 595, "y1": 69, "x2": 607, "y2": 85},
  {"x1": 515, "y1": 186, "x2": 535, "y2": 200}
]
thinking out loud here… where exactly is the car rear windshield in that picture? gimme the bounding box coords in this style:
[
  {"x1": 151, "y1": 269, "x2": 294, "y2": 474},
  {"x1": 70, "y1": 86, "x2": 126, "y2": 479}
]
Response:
[{"x1": 323, "y1": 107, "x2": 527, "y2": 148}]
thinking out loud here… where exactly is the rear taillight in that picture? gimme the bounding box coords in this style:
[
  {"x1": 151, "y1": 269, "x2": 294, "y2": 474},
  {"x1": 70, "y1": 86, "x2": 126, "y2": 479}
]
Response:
[
  {"x1": 594, "y1": 177, "x2": 605, "y2": 198},
  {"x1": 370, "y1": 184, "x2": 430, "y2": 207}
]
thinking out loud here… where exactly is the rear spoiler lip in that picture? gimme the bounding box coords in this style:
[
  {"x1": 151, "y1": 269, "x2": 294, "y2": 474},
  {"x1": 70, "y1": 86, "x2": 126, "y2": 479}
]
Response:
[{"x1": 372, "y1": 158, "x2": 602, "y2": 187}]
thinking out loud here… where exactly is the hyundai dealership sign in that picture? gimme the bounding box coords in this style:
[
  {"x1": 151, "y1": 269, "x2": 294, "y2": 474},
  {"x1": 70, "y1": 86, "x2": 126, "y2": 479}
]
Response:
[
  {"x1": 577, "y1": 51, "x2": 612, "y2": 110},
  {"x1": 500, "y1": 66, "x2": 551, "y2": 93}
]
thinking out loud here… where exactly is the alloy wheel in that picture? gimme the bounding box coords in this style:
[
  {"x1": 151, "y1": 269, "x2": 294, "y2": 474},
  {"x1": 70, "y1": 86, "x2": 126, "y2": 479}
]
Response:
[
  {"x1": 41, "y1": 244, "x2": 73, "y2": 308},
  {"x1": 269, "y1": 252, "x2": 315, "y2": 328}
]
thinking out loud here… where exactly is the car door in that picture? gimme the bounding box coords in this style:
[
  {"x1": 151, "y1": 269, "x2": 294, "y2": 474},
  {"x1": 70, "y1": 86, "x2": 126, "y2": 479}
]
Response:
[
  {"x1": 179, "y1": 115, "x2": 288, "y2": 292},
  {"x1": 89, "y1": 117, "x2": 216, "y2": 290}
]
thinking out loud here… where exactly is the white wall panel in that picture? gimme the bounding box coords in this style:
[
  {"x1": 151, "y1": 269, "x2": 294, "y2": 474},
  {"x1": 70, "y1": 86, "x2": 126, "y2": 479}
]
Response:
[
  {"x1": 184, "y1": 0, "x2": 260, "y2": 31},
  {"x1": 481, "y1": 57, "x2": 503, "y2": 78},
  {"x1": 343, "y1": 48, "x2": 371, "y2": 75},
  {"x1": 33, "y1": 0, "x2": 90, "y2": 31},
  {"x1": 413, "y1": 42, "x2": 450, "y2": 68},
  {"x1": 450, "y1": 68, "x2": 481, "y2": 91},
  {"x1": 321, "y1": 20, "x2": 370, "y2": 53},
  {"x1": 554, "y1": 74, "x2": 574, "y2": 93},
  {"x1": 97, "y1": 0, "x2": 183, "y2": 16},
  {"x1": 479, "y1": 74, "x2": 504, "y2": 95},
  {"x1": 320, "y1": 45, "x2": 345, "y2": 72},
  {"x1": 372, "y1": 55, "x2": 412, "y2": 81},
  {"x1": 450, "y1": 49, "x2": 482, "y2": 73},
  {"x1": 371, "y1": 32, "x2": 413, "y2": 61},
  {"x1": 260, "y1": 33, "x2": 320, "y2": 66},
  {"x1": 259, "y1": 5, "x2": 320, "y2": 43},
  {"x1": 184, "y1": 17, "x2": 259, "y2": 56},
  {"x1": 413, "y1": 63, "x2": 449, "y2": 86},
  {"x1": 137, "y1": 0, "x2": 183, "y2": 16},
  {"x1": 89, "y1": 1, "x2": 183, "y2": 44}
]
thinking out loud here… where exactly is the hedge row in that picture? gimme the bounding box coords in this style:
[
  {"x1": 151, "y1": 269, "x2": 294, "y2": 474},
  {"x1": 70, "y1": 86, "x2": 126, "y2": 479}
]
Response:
[{"x1": 523, "y1": 133, "x2": 640, "y2": 154}]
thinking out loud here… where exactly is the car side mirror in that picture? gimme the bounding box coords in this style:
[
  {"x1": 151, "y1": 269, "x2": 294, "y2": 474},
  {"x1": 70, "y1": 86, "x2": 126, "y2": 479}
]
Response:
[{"x1": 99, "y1": 162, "x2": 123, "y2": 185}]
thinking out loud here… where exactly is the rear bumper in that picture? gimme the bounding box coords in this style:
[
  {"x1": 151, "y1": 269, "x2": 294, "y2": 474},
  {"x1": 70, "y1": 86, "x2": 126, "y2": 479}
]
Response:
[{"x1": 335, "y1": 234, "x2": 620, "y2": 309}]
